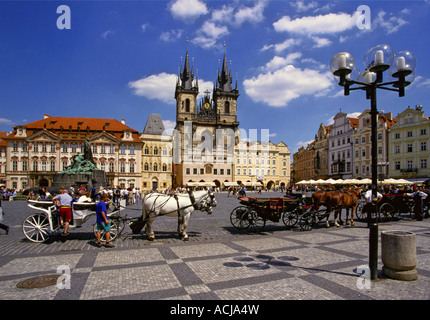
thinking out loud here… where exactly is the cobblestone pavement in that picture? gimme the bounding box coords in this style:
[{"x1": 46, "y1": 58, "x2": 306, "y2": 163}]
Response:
[{"x1": 0, "y1": 192, "x2": 429, "y2": 303}]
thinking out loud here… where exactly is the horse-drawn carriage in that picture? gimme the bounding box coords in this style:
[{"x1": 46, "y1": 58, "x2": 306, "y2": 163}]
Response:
[
  {"x1": 22, "y1": 199, "x2": 125, "y2": 243},
  {"x1": 229, "y1": 195, "x2": 318, "y2": 232}
]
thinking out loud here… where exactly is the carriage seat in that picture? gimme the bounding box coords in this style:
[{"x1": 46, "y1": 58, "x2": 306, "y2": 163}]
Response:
[{"x1": 72, "y1": 202, "x2": 97, "y2": 220}]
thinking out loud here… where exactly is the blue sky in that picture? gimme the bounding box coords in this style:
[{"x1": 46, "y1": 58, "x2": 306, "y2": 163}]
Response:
[{"x1": 1, "y1": 0, "x2": 430, "y2": 154}]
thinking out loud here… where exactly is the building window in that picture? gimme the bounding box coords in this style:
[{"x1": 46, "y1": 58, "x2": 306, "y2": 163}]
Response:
[
  {"x1": 130, "y1": 146, "x2": 135, "y2": 155},
  {"x1": 50, "y1": 144, "x2": 55, "y2": 153},
  {"x1": 22, "y1": 161, "x2": 28, "y2": 171},
  {"x1": 186, "y1": 168, "x2": 190, "y2": 175},
  {"x1": 395, "y1": 145, "x2": 400, "y2": 154},
  {"x1": 225, "y1": 101, "x2": 230, "y2": 114},
  {"x1": 153, "y1": 163, "x2": 158, "y2": 171},
  {"x1": 41, "y1": 161, "x2": 46, "y2": 171},
  {"x1": 110, "y1": 146, "x2": 115, "y2": 154},
  {"x1": 162, "y1": 163, "x2": 167, "y2": 172},
  {"x1": 420, "y1": 159, "x2": 427, "y2": 169},
  {"x1": 420, "y1": 129, "x2": 427, "y2": 135},
  {"x1": 62, "y1": 145, "x2": 67, "y2": 153},
  {"x1": 144, "y1": 147, "x2": 149, "y2": 155},
  {"x1": 407, "y1": 131, "x2": 413, "y2": 137},
  {"x1": 50, "y1": 161, "x2": 55, "y2": 172},
  {"x1": 193, "y1": 168, "x2": 197, "y2": 175},
  {"x1": 62, "y1": 161, "x2": 68, "y2": 171},
  {"x1": 129, "y1": 163, "x2": 135, "y2": 173},
  {"x1": 100, "y1": 162, "x2": 105, "y2": 171},
  {"x1": 101, "y1": 145, "x2": 106, "y2": 154},
  {"x1": 144, "y1": 163, "x2": 149, "y2": 171},
  {"x1": 120, "y1": 163, "x2": 125, "y2": 173},
  {"x1": 395, "y1": 133, "x2": 400, "y2": 139},
  {"x1": 421, "y1": 142, "x2": 427, "y2": 151},
  {"x1": 120, "y1": 146, "x2": 126, "y2": 154},
  {"x1": 395, "y1": 161, "x2": 400, "y2": 170},
  {"x1": 153, "y1": 147, "x2": 158, "y2": 155},
  {"x1": 407, "y1": 144, "x2": 413, "y2": 152},
  {"x1": 109, "y1": 163, "x2": 114, "y2": 172},
  {"x1": 12, "y1": 161, "x2": 17, "y2": 171},
  {"x1": 33, "y1": 161, "x2": 38, "y2": 171}
]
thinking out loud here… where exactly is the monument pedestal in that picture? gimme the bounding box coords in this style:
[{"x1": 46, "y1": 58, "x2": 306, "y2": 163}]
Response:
[{"x1": 52, "y1": 170, "x2": 107, "y2": 190}]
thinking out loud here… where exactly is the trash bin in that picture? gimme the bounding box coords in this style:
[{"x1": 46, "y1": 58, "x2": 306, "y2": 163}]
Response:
[{"x1": 381, "y1": 231, "x2": 418, "y2": 281}]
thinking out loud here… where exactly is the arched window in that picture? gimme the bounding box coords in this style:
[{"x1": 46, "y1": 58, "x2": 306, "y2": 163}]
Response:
[
  {"x1": 185, "y1": 99, "x2": 190, "y2": 112},
  {"x1": 154, "y1": 147, "x2": 158, "y2": 155},
  {"x1": 153, "y1": 163, "x2": 158, "y2": 171},
  {"x1": 224, "y1": 101, "x2": 230, "y2": 114},
  {"x1": 162, "y1": 163, "x2": 167, "y2": 172},
  {"x1": 144, "y1": 163, "x2": 149, "y2": 171},
  {"x1": 144, "y1": 146, "x2": 149, "y2": 155}
]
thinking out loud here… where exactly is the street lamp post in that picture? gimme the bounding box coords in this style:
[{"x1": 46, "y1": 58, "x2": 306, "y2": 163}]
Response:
[{"x1": 330, "y1": 44, "x2": 416, "y2": 280}]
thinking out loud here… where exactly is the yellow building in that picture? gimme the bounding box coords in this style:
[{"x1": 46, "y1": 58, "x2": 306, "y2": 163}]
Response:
[
  {"x1": 234, "y1": 140, "x2": 291, "y2": 190},
  {"x1": 352, "y1": 110, "x2": 396, "y2": 179},
  {"x1": 388, "y1": 105, "x2": 430, "y2": 179},
  {"x1": 140, "y1": 114, "x2": 173, "y2": 191}
]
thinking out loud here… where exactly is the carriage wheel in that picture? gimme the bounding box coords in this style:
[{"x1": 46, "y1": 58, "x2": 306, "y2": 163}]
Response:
[
  {"x1": 93, "y1": 220, "x2": 119, "y2": 242},
  {"x1": 239, "y1": 209, "x2": 265, "y2": 233},
  {"x1": 355, "y1": 202, "x2": 366, "y2": 220},
  {"x1": 282, "y1": 210, "x2": 298, "y2": 228},
  {"x1": 298, "y1": 213, "x2": 312, "y2": 231},
  {"x1": 22, "y1": 213, "x2": 51, "y2": 243},
  {"x1": 230, "y1": 206, "x2": 249, "y2": 229},
  {"x1": 379, "y1": 203, "x2": 396, "y2": 222}
]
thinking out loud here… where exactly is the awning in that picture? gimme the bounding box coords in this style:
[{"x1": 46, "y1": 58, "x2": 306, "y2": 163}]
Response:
[
  {"x1": 186, "y1": 182, "x2": 216, "y2": 187},
  {"x1": 223, "y1": 182, "x2": 239, "y2": 187}
]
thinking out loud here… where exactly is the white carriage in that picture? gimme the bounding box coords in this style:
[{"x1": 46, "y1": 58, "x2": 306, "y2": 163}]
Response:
[{"x1": 22, "y1": 199, "x2": 125, "y2": 243}]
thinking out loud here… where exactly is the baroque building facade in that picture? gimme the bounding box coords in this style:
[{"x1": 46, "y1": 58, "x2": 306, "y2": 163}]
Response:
[
  {"x1": 388, "y1": 105, "x2": 430, "y2": 180},
  {"x1": 2, "y1": 115, "x2": 143, "y2": 190},
  {"x1": 140, "y1": 114, "x2": 173, "y2": 191}
]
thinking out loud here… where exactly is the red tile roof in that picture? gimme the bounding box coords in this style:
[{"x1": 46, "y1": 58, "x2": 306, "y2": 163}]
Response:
[{"x1": 5, "y1": 116, "x2": 143, "y2": 143}]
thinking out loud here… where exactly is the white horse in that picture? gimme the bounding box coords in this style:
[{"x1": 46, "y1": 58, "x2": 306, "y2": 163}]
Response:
[{"x1": 141, "y1": 189, "x2": 217, "y2": 241}]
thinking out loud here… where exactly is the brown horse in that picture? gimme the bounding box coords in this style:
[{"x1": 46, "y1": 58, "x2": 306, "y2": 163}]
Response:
[
  {"x1": 330, "y1": 187, "x2": 362, "y2": 227},
  {"x1": 311, "y1": 190, "x2": 334, "y2": 227}
]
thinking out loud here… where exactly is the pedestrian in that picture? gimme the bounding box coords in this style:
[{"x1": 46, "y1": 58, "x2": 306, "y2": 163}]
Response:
[
  {"x1": 0, "y1": 198, "x2": 9, "y2": 235},
  {"x1": 364, "y1": 187, "x2": 383, "y2": 225},
  {"x1": 406, "y1": 185, "x2": 428, "y2": 221},
  {"x1": 95, "y1": 194, "x2": 114, "y2": 248},
  {"x1": 52, "y1": 188, "x2": 73, "y2": 236}
]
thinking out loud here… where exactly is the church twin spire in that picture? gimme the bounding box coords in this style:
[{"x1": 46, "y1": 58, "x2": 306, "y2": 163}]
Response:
[{"x1": 176, "y1": 43, "x2": 238, "y2": 94}]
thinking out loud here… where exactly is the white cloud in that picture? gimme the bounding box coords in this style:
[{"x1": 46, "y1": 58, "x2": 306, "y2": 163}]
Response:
[
  {"x1": 0, "y1": 118, "x2": 13, "y2": 125},
  {"x1": 234, "y1": 0, "x2": 266, "y2": 26},
  {"x1": 415, "y1": 76, "x2": 430, "y2": 88},
  {"x1": 261, "y1": 52, "x2": 302, "y2": 72},
  {"x1": 160, "y1": 29, "x2": 183, "y2": 42},
  {"x1": 290, "y1": 0, "x2": 318, "y2": 12},
  {"x1": 192, "y1": 21, "x2": 229, "y2": 49},
  {"x1": 169, "y1": 0, "x2": 208, "y2": 21},
  {"x1": 312, "y1": 36, "x2": 331, "y2": 48},
  {"x1": 128, "y1": 73, "x2": 213, "y2": 104},
  {"x1": 101, "y1": 30, "x2": 112, "y2": 39},
  {"x1": 273, "y1": 12, "x2": 359, "y2": 35},
  {"x1": 373, "y1": 11, "x2": 407, "y2": 34},
  {"x1": 140, "y1": 23, "x2": 149, "y2": 32},
  {"x1": 243, "y1": 65, "x2": 333, "y2": 107},
  {"x1": 129, "y1": 73, "x2": 177, "y2": 104},
  {"x1": 260, "y1": 38, "x2": 302, "y2": 53}
]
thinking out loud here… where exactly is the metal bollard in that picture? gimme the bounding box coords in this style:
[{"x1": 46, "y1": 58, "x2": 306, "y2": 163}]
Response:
[{"x1": 369, "y1": 223, "x2": 378, "y2": 280}]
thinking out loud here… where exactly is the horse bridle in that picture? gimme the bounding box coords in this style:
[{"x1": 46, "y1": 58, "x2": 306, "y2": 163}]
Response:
[{"x1": 188, "y1": 190, "x2": 215, "y2": 212}]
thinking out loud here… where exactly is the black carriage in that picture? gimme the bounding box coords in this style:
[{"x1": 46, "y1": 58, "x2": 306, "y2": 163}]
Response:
[
  {"x1": 230, "y1": 195, "x2": 313, "y2": 232},
  {"x1": 376, "y1": 193, "x2": 429, "y2": 221}
]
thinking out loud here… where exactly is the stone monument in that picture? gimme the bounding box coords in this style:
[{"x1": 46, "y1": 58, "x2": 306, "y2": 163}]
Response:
[{"x1": 52, "y1": 139, "x2": 108, "y2": 189}]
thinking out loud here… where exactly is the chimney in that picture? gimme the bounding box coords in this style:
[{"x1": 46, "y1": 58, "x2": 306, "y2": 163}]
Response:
[
  {"x1": 384, "y1": 112, "x2": 393, "y2": 120},
  {"x1": 121, "y1": 119, "x2": 125, "y2": 125}
]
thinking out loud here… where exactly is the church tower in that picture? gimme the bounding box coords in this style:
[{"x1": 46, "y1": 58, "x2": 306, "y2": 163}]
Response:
[
  {"x1": 213, "y1": 52, "x2": 239, "y2": 126},
  {"x1": 175, "y1": 49, "x2": 199, "y2": 124}
]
